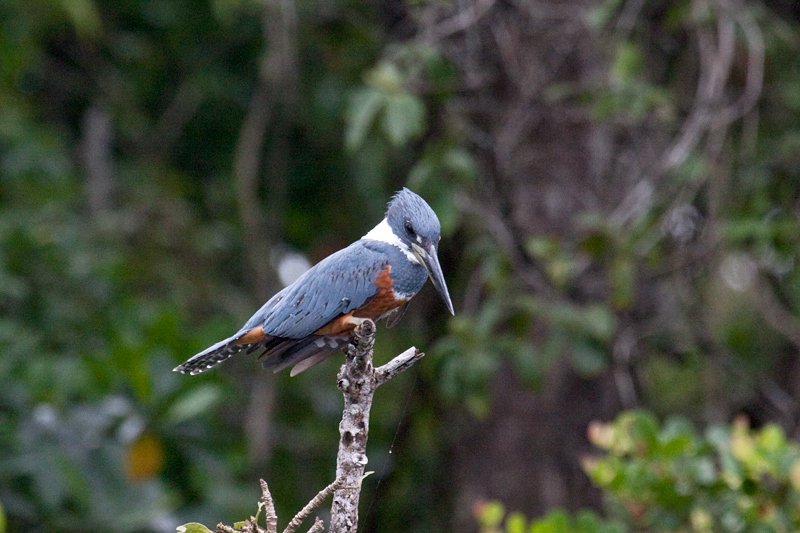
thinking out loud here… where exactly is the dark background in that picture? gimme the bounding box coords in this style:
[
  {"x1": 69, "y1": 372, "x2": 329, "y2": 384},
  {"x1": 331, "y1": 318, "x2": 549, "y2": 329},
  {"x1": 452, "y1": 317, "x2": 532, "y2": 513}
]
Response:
[{"x1": 2, "y1": 0, "x2": 800, "y2": 531}]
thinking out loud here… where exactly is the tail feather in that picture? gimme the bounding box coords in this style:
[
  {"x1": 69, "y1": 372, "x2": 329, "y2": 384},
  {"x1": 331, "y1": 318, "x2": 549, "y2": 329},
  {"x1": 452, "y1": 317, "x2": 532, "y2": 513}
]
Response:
[
  {"x1": 288, "y1": 348, "x2": 341, "y2": 376},
  {"x1": 173, "y1": 334, "x2": 251, "y2": 375},
  {"x1": 246, "y1": 336, "x2": 271, "y2": 354},
  {"x1": 175, "y1": 332, "x2": 349, "y2": 376},
  {"x1": 260, "y1": 335, "x2": 348, "y2": 375}
]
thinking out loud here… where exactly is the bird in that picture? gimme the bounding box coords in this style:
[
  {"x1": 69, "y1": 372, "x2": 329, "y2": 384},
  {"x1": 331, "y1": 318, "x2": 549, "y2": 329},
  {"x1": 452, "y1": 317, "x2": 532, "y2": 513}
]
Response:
[{"x1": 174, "y1": 188, "x2": 454, "y2": 377}]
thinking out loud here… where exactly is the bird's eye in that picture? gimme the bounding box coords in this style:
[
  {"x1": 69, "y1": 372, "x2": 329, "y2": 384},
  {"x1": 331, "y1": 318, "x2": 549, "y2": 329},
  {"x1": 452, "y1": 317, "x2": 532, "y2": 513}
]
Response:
[{"x1": 404, "y1": 220, "x2": 416, "y2": 237}]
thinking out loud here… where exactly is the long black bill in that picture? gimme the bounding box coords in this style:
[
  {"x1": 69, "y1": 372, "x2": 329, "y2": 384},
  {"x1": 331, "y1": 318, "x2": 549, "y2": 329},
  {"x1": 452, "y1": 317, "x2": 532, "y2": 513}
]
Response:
[{"x1": 413, "y1": 243, "x2": 455, "y2": 315}]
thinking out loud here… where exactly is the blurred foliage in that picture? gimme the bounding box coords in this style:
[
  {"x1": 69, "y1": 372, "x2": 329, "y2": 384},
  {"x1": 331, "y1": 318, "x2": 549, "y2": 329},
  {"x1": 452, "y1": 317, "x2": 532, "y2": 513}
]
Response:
[
  {"x1": 478, "y1": 411, "x2": 800, "y2": 532},
  {"x1": 586, "y1": 411, "x2": 800, "y2": 532},
  {"x1": 2, "y1": 0, "x2": 800, "y2": 531},
  {"x1": 429, "y1": 0, "x2": 800, "y2": 425},
  {"x1": 0, "y1": 0, "x2": 403, "y2": 530},
  {"x1": 477, "y1": 501, "x2": 625, "y2": 533}
]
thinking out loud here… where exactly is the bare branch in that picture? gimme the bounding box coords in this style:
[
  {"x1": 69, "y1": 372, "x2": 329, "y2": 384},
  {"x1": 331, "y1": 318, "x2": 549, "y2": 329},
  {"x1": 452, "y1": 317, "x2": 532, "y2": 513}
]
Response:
[
  {"x1": 306, "y1": 518, "x2": 325, "y2": 533},
  {"x1": 751, "y1": 276, "x2": 800, "y2": 352},
  {"x1": 660, "y1": 0, "x2": 764, "y2": 172},
  {"x1": 80, "y1": 104, "x2": 114, "y2": 214},
  {"x1": 614, "y1": 0, "x2": 646, "y2": 39},
  {"x1": 282, "y1": 476, "x2": 343, "y2": 533},
  {"x1": 431, "y1": 0, "x2": 496, "y2": 39},
  {"x1": 261, "y1": 479, "x2": 278, "y2": 533},
  {"x1": 329, "y1": 321, "x2": 377, "y2": 533},
  {"x1": 455, "y1": 191, "x2": 556, "y2": 298},
  {"x1": 143, "y1": 80, "x2": 203, "y2": 158},
  {"x1": 375, "y1": 347, "x2": 424, "y2": 386},
  {"x1": 329, "y1": 321, "x2": 426, "y2": 532},
  {"x1": 207, "y1": 322, "x2": 421, "y2": 533},
  {"x1": 717, "y1": 5, "x2": 764, "y2": 123},
  {"x1": 234, "y1": 0, "x2": 298, "y2": 298}
]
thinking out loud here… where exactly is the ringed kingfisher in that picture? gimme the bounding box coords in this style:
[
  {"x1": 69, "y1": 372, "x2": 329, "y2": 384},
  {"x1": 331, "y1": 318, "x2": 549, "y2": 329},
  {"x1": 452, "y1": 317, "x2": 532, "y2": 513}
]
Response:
[{"x1": 174, "y1": 188, "x2": 454, "y2": 377}]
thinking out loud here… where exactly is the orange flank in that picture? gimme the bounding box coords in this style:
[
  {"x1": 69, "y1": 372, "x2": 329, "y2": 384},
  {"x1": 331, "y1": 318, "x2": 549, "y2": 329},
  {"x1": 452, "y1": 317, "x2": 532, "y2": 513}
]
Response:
[
  {"x1": 353, "y1": 265, "x2": 408, "y2": 318},
  {"x1": 236, "y1": 325, "x2": 267, "y2": 344},
  {"x1": 314, "y1": 312, "x2": 361, "y2": 336},
  {"x1": 315, "y1": 266, "x2": 408, "y2": 336}
]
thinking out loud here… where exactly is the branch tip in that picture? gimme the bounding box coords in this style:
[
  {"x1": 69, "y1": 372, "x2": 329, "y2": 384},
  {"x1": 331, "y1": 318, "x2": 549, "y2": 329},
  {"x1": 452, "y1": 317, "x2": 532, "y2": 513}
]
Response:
[
  {"x1": 306, "y1": 517, "x2": 325, "y2": 533},
  {"x1": 375, "y1": 346, "x2": 425, "y2": 385},
  {"x1": 259, "y1": 479, "x2": 278, "y2": 533},
  {"x1": 355, "y1": 318, "x2": 376, "y2": 339}
]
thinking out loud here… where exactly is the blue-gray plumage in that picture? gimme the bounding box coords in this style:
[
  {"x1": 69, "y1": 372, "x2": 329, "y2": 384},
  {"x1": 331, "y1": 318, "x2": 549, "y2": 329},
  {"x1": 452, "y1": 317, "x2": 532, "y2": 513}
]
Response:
[{"x1": 174, "y1": 188, "x2": 454, "y2": 376}]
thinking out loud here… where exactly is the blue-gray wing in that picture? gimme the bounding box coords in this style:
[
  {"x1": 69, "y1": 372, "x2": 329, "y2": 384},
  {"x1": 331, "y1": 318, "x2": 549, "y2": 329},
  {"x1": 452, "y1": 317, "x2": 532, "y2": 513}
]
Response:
[
  {"x1": 174, "y1": 241, "x2": 387, "y2": 376},
  {"x1": 241, "y1": 241, "x2": 387, "y2": 339}
]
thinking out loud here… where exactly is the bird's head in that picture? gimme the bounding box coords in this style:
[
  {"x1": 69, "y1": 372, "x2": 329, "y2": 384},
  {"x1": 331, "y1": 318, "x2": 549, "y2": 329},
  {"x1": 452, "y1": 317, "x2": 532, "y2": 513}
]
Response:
[{"x1": 386, "y1": 188, "x2": 454, "y2": 315}]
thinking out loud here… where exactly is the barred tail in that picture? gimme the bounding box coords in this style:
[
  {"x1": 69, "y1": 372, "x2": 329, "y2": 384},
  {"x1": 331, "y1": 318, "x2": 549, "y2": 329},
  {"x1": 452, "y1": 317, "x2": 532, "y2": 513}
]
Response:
[
  {"x1": 175, "y1": 332, "x2": 349, "y2": 376},
  {"x1": 173, "y1": 334, "x2": 249, "y2": 375}
]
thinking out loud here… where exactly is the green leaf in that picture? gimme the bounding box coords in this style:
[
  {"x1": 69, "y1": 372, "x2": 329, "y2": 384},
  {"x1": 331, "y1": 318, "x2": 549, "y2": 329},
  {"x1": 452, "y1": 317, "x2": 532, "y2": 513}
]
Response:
[
  {"x1": 510, "y1": 342, "x2": 543, "y2": 389},
  {"x1": 610, "y1": 42, "x2": 643, "y2": 85},
  {"x1": 365, "y1": 61, "x2": 404, "y2": 91},
  {"x1": 581, "y1": 305, "x2": 616, "y2": 342},
  {"x1": 442, "y1": 146, "x2": 478, "y2": 182},
  {"x1": 627, "y1": 411, "x2": 659, "y2": 453},
  {"x1": 525, "y1": 237, "x2": 559, "y2": 259},
  {"x1": 586, "y1": 0, "x2": 624, "y2": 28},
  {"x1": 610, "y1": 255, "x2": 636, "y2": 309},
  {"x1": 478, "y1": 501, "x2": 506, "y2": 528},
  {"x1": 758, "y1": 424, "x2": 787, "y2": 452},
  {"x1": 56, "y1": 0, "x2": 102, "y2": 38},
  {"x1": 381, "y1": 92, "x2": 426, "y2": 147},
  {"x1": 569, "y1": 341, "x2": 608, "y2": 377},
  {"x1": 176, "y1": 523, "x2": 214, "y2": 533},
  {"x1": 505, "y1": 511, "x2": 527, "y2": 533},
  {"x1": 530, "y1": 510, "x2": 569, "y2": 533},
  {"x1": 210, "y1": 0, "x2": 257, "y2": 26},
  {"x1": 408, "y1": 158, "x2": 436, "y2": 189},
  {"x1": 345, "y1": 87, "x2": 384, "y2": 151},
  {"x1": 165, "y1": 383, "x2": 223, "y2": 425},
  {"x1": 573, "y1": 509, "x2": 602, "y2": 532}
]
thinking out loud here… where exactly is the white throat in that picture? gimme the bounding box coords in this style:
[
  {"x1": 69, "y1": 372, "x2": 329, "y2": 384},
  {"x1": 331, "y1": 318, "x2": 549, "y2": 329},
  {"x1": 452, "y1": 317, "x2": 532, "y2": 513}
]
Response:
[{"x1": 363, "y1": 218, "x2": 419, "y2": 264}]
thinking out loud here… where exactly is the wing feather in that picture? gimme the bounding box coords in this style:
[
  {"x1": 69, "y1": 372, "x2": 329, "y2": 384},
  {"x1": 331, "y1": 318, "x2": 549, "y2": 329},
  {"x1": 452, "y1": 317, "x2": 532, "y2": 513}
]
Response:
[
  {"x1": 176, "y1": 241, "x2": 389, "y2": 375},
  {"x1": 254, "y1": 242, "x2": 387, "y2": 339}
]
